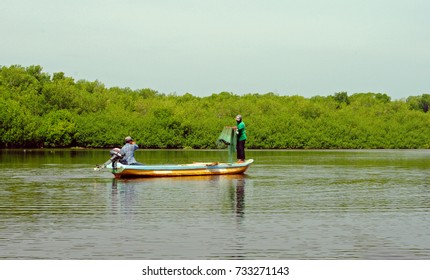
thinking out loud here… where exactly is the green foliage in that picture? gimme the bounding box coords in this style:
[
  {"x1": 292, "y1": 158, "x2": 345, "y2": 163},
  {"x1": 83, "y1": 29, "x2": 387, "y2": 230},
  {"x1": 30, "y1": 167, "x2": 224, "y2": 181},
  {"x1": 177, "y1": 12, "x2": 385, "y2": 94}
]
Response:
[
  {"x1": 38, "y1": 110, "x2": 77, "y2": 147},
  {"x1": 1, "y1": 65, "x2": 430, "y2": 149},
  {"x1": 407, "y1": 94, "x2": 430, "y2": 113},
  {"x1": 0, "y1": 97, "x2": 41, "y2": 147}
]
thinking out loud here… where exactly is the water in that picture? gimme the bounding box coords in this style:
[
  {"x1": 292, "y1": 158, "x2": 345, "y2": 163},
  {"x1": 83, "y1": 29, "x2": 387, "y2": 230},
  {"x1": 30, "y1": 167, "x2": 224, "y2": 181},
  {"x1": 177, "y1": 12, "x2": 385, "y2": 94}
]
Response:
[{"x1": 0, "y1": 149, "x2": 429, "y2": 259}]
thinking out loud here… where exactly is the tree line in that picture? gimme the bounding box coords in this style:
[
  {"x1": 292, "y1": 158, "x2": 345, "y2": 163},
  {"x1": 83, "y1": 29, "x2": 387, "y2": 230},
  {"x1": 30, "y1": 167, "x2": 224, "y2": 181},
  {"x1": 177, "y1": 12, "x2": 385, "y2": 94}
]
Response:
[{"x1": 1, "y1": 65, "x2": 430, "y2": 149}]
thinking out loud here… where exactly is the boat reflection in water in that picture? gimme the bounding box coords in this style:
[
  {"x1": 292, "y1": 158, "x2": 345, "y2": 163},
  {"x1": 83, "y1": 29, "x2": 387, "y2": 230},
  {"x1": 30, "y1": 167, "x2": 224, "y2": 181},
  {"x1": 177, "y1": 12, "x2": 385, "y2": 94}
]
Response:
[
  {"x1": 232, "y1": 177, "x2": 245, "y2": 218},
  {"x1": 109, "y1": 175, "x2": 248, "y2": 220}
]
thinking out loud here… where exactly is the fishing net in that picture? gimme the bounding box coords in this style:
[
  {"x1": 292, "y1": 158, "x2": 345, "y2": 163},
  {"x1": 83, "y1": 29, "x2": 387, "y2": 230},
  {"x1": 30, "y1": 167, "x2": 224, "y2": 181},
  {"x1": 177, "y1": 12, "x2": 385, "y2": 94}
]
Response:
[{"x1": 216, "y1": 126, "x2": 237, "y2": 163}]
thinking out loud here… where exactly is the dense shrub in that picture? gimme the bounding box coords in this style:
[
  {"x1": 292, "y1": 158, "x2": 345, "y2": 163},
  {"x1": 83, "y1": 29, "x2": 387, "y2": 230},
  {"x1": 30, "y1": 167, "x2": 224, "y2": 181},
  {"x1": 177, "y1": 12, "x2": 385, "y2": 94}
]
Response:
[{"x1": 1, "y1": 65, "x2": 429, "y2": 149}]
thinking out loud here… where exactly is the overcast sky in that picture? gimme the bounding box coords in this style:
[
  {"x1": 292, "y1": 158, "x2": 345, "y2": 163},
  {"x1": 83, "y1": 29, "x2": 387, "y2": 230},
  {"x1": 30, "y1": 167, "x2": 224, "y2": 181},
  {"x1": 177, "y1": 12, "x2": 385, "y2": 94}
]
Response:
[{"x1": 1, "y1": 0, "x2": 429, "y2": 99}]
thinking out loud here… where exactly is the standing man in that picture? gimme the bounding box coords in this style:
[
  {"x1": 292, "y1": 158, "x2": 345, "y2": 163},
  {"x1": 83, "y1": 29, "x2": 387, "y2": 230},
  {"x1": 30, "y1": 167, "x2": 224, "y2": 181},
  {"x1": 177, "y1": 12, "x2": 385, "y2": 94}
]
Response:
[
  {"x1": 233, "y1": 115, "x2": 247, "y2": 163},
  {"x1": 120, "y1": 136, "x2": 143, "y2": 165}
]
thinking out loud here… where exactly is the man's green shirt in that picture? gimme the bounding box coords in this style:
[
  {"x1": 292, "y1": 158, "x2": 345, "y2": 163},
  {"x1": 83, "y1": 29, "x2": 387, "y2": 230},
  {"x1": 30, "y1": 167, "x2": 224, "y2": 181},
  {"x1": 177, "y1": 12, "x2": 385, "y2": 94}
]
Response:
[{"x1": 237, "y1": 121, "x2": 246, "y2": 141}]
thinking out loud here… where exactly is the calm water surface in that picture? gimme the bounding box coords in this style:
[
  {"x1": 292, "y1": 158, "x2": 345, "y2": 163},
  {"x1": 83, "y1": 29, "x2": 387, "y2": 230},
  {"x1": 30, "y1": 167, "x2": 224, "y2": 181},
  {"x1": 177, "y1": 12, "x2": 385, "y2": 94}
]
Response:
[{"x1": 0, "y1": 149, "x2": 429, "y2": 259}]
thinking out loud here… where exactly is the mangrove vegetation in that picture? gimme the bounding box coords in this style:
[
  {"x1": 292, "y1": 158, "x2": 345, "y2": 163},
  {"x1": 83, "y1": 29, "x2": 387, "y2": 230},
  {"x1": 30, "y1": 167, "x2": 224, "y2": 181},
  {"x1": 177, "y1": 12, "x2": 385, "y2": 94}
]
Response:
[{"x1": 1, "y1": 65, "x2": 430, "y2": 149}]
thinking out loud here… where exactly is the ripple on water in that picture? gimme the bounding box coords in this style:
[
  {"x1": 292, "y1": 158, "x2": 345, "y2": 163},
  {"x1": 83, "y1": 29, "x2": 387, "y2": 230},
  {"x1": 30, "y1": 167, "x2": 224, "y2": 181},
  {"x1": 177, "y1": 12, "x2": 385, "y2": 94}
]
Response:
[{"x1": 1, "y1": 150, "x2": 430, "y2": 259}]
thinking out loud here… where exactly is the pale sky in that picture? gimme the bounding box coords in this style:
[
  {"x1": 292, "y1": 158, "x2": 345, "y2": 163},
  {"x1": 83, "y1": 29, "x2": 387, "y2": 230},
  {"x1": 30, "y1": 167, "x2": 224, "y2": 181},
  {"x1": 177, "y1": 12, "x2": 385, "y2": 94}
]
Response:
[{"x1": 1, "y1": 0, "x2": 429, "y2": 99}]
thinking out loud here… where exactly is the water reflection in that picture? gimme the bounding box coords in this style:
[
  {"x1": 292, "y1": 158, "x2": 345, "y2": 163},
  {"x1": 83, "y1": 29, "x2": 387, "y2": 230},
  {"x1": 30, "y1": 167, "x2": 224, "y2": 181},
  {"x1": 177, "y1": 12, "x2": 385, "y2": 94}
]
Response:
[
  {"x1": 2, "y1": 149, "x2": 430, "y2": 259},
  {"x1": 229, "y1": 178, "x2": 245, "y2": 218},
  {"x1": 110, "y1": 179, "x2": 138, "y2": 216},
  {"x1": 109, "y1": 175, "x2": 247, "y2": 220}
]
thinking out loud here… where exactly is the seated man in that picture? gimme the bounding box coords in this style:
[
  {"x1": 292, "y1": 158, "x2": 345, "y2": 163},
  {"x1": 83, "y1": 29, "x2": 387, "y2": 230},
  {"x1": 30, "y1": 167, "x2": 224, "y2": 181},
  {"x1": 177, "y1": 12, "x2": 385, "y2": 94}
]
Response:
[{"x1": 120, "y1": 136, "x2": 143, "y2": 165}]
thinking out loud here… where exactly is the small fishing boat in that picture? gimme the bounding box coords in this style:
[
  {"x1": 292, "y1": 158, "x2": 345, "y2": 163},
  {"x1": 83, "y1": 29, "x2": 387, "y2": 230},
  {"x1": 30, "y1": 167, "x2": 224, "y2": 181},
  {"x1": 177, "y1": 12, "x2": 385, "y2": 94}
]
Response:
[
  {"x1": 95, "y1": 127, "x2": 253, "y2": 178},
  {"x1": 106, "y1": 159, "x2": 254, "y2": 179}
]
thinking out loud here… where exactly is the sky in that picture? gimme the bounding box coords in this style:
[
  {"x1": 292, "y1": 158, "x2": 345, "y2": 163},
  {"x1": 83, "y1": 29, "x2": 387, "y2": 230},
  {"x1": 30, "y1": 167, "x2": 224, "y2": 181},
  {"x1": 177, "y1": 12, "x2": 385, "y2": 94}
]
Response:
[{"x1": 1, "y1": 0, "x2": 429, "y2": 99}]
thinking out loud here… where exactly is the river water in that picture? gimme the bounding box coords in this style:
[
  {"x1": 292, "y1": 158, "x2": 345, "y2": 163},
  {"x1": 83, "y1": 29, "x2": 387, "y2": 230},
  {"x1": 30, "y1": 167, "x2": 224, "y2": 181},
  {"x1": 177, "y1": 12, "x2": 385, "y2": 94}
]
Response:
[{"x1": 0, "y1": 149, "x2": 429, "y2": 259}]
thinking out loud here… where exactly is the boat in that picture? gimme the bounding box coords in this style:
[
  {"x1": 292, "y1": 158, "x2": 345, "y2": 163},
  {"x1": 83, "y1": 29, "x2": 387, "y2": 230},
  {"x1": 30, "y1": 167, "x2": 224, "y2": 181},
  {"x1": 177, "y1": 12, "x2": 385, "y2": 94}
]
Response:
[
  {"x1": 95, "y1": 127, "x2": 253, "y2": 178},
  {"x1": 106, "y1": 159, "x2": 254, "y2": 179}
]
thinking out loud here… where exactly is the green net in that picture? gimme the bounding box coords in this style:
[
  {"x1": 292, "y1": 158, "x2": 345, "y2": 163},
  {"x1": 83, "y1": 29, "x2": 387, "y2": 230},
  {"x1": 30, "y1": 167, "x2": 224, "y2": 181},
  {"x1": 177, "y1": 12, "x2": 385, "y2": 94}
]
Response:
[{"x1": 216, "y1": 126, "x2": 237, "y2": 163}]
